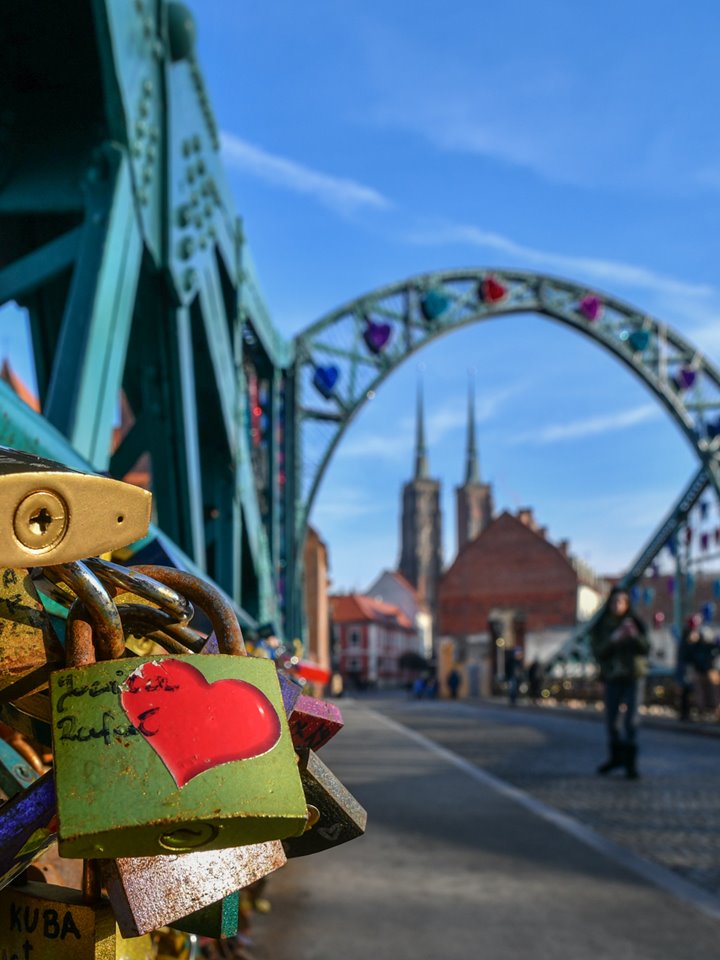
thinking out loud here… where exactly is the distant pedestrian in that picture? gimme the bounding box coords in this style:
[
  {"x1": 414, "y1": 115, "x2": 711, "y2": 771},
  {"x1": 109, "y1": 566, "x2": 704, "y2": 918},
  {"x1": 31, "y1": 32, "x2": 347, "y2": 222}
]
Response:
[
  {"x1": 676, "y1": 621, "x2": 696, "y2": 721},
  {"x1": 528, "y1": 659, "x2": 543, "y2": 702},
  {"x1": 679, "y1": 615, "x2": 718, "y2": 717},
  {"x1": 412, "y1": 676, "x2": 426, "y2": 699},
  {"x1": 591, "y1": 587, "x2": 649, "y2": 779},
  {"x1": 505, "y1": 647, "x2": 523, "y2": 706},
  {"x1": 447, "y1": 668, "x2": 461, "y2": 700}
]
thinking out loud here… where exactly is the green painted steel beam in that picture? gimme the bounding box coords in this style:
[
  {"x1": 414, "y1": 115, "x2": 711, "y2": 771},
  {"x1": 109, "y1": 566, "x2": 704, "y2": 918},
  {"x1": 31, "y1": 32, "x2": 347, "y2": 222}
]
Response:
[
  {"x1": 43, "y1": 149, "x2": 143, "y2": 469},
  {"x1": 0, "y1": 229, "x2": 81, "y2": 306}
]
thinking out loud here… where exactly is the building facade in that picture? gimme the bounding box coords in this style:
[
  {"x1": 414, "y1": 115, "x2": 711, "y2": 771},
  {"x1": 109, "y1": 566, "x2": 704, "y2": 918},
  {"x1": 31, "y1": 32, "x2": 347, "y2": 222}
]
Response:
[
  {"x1": 330, "y1": 593, "x2": 420, "y2": 688},
  {"x1": 366, "y1": 569, "x2": 433, "y2": 659},
  {"x1": 438, "y1": 508, "x2": 606, "y2": 664}
]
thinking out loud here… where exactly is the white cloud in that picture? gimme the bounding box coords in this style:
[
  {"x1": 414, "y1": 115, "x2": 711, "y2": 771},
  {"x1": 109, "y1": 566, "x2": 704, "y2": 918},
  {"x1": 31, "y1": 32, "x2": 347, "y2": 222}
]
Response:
[
  {"x1": 507, "y1": 404, "x2": 661, "y2": 446},
  {"x1": 220, "y1": 131, "x2": 391, "y2": 214},
  {"x1": 406, "y1": 223, "x2": 714, "y2": 301}
]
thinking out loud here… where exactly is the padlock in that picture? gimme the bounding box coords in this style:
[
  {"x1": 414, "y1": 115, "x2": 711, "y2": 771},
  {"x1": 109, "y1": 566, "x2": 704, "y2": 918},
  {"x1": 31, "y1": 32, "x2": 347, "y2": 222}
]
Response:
[
  {"x1": 0, "y1": 773, "x2": 56, "y2": 892},
  {"x1": 0, "y1": 860, "x2": 153, "y2": 959},
  {"x1": 0, "y1": 446, "x2": 151, "y2": 567},
  {"x1": 283, "y1": 749, "x2": 367, "y2": 859},
  {"x1": 171, "y1": 890, "x2": 240, "y2": 939},
  {"x1": 101, "y1": 840, "x2": 286, "y2": 937},
  {"x1": 288, "y1": 695, "x2": 343, "y2": 752},
  {"x1": 51, "y1": 566, "x2": 307, "y2": 859},
  {"x1": 0, "y1": 735, "x2": 39, "y2": 799},
  {"x1": 278, "y1": 673, "x2": 304, "y2": 715},
  {"x1": 0, "y1": 566, "x2": 63, "y2": 699}
]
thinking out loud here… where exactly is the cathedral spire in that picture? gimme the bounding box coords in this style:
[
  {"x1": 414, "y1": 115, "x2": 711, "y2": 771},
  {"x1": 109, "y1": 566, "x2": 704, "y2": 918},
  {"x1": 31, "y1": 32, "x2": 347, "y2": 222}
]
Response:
[
  {"x1": 414, "y1": 380, "x2": 429, "y2": 480},
  {"x1": 464, "y1": 375, "x2": 480, "y2": 485}
]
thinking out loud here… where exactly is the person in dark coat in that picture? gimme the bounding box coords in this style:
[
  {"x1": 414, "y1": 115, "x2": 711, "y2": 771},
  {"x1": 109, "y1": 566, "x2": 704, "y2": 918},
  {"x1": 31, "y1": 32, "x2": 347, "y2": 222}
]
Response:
[
  {"x1": 681, "y1": 615, "x2": 719, "y2": 716},
  {"x1": 590, "y1": 587, "x2": 649, "y2": 779}
]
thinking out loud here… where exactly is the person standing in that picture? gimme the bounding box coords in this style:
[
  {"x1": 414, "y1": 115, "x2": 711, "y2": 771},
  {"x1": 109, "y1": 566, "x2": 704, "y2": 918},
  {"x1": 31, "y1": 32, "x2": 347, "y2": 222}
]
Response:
[
  {"x1": 505, "y1": 646, "x2": 523, "y2": 706},
  {"x1": 591, "y1": 587, "x2": 649, "y2": 779}
]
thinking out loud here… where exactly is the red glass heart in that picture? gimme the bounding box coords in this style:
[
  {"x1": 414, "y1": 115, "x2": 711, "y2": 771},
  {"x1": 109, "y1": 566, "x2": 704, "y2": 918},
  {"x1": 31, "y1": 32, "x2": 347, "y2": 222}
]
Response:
[
  {"x1": 480, "y1": 277, "x2": 507, "y2": 303},
  {"x1": 120, "y1": 660, "x2": 281, "y2": 788}
]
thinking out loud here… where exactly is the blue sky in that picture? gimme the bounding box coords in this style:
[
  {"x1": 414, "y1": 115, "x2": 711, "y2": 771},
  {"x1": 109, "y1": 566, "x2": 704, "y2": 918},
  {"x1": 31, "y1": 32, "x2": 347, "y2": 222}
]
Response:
[{"x1": 6, "y1": 1, "x2": 720, "y2": 590}]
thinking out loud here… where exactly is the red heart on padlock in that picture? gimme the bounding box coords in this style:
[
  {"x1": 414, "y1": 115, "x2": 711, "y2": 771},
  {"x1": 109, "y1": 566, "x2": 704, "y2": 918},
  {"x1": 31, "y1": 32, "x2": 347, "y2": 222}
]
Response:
[
  {"x1": 480, "y1": 276, "x2": 507, "y2": 303},
  {"x1": 120, "y1": 659, "x2": 281, "y2": 787}
]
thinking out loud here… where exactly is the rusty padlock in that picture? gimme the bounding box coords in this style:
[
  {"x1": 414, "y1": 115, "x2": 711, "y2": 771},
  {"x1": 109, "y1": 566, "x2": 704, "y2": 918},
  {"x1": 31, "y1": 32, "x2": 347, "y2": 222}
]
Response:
[
  {"x1": 51, "y1": 567, "x2": 307, "y2": 859},
  {"x1": 101, "y1": 840, "x2": 286, "y2": 937}
]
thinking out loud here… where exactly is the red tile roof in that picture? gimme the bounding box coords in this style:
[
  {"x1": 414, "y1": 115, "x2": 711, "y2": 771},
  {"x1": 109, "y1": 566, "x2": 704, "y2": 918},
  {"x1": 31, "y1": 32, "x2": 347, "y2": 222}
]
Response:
[
  {"x1": 1, "y1": 359, "x2": 40, "y2": 412},
  {"x1": 330, "y1": 593, "x2": 414, "y2": 631}
]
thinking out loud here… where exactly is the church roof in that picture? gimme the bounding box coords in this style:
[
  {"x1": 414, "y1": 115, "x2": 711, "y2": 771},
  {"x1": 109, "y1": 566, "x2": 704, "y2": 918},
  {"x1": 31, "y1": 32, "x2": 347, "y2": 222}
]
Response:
[{"x1": 330, "y1": 593, "x2": 414, "y2": 630}]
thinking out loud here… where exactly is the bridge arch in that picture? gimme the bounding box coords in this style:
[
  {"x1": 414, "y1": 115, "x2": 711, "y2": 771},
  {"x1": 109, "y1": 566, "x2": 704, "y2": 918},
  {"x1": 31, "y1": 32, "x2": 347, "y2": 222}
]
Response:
[{"x1": 294, "y1": 269, "x2": 720, "y2": 535}]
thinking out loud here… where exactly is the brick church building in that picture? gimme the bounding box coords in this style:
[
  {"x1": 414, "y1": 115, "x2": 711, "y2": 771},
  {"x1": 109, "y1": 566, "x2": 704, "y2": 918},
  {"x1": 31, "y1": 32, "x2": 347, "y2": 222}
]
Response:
[{"x1": 394, "y1": 380, "x2": 607, "y2": 667}]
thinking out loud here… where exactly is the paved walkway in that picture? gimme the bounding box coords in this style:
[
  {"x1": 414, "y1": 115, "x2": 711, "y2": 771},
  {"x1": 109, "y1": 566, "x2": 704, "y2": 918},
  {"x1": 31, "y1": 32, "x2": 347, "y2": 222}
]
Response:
[{"x1": 253, "y1": 697, "x2": 720, "y2": 960}]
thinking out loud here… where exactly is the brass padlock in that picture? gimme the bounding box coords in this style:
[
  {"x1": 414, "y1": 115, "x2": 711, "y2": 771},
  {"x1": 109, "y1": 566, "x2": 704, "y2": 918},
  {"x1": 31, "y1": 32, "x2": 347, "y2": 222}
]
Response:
[
  {"x1": 283, "y1": 749, "x2": 367, "y2": 859},
  {"x1": 0, "y1": 447, "x2": 151, "y2": 567},
  {"x1": 51, "y1": 567, "x2": 307, "y2": 859},
  {"x1": 0, "y1": 860, "x2": 153, "y2": 959},
  {"x1": 101, "y1": 841, "x2": 286, "y2": 937}
]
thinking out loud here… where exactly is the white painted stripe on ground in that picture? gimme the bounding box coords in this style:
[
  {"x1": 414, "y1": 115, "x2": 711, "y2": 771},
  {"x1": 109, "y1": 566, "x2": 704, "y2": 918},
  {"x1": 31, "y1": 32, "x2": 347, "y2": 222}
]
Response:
[{"x1": 366, "y1": 705, "x2": 720, "y2": 924}]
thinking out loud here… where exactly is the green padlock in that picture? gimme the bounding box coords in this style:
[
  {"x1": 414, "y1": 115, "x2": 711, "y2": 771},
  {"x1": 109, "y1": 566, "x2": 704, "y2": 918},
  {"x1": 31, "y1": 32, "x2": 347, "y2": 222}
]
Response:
[{"x1": 51, "y1": 567, "x2": 307, "y2": 859}]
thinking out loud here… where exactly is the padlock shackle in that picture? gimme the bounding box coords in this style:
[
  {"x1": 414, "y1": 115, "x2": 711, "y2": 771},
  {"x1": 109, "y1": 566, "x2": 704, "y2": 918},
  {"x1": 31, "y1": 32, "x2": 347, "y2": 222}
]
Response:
[
  {"x1": 119, "y1": 603, "x2": 204, "y2": 655},
  {"x1": 86, "y1": 558, "x2": 194, "y2": 625},
  {"x1": 131, "y1": 566, "x2": 245, "y2": 656},
  {"x1": 82, "y1": 859, "x2": 102, "y2": 905},
  {"x1": 55, "y1": 562, "x2": 124, "y2": 662}
]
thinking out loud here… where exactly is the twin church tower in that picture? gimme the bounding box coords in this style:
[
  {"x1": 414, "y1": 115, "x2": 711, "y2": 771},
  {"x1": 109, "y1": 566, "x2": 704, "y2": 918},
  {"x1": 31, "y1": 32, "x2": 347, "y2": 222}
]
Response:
[{"x1": 398, "y1": 382, "x2": 493, "y2": 630}]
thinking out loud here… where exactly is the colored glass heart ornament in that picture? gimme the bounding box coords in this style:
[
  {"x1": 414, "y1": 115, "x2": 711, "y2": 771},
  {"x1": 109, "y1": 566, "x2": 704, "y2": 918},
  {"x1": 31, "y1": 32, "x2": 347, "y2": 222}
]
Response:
[
  {"x1": 673, "y1": 366, "x2": 696, "y2": 390},
  {"x1": 120, "y1": 659, "x2": 281, "y2": 788},
  {"x1": 363, "y1": 320, "x2": 391, "y2": 354},
  {"x1": 420, "y1": 289, "x2": 450, "y2": 321},
  {"x1": 312, "y1": 365, "x2": 339, "y2": 399},
  {"x1": 628, "y1": 329, "x2": 650, "y2": 351},
  {"x1": 479, "y1": 276, "x2": 507, "y2": 304},
  {"x1": 578, "y1": 295, "x2": 602, "y2": 322}
]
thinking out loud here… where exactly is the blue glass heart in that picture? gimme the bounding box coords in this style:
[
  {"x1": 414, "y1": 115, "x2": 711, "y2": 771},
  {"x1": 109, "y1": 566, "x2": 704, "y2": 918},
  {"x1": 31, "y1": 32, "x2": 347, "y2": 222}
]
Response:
[
  {"x1": 420, "y1": 289, "x2": 450, "y2": 321},
  {"x1": 312, "y1": 365, "x2": 339, "y2": 399},
  {"x1": 628, "y1": 330, "x2": 650, "y2": 351}
]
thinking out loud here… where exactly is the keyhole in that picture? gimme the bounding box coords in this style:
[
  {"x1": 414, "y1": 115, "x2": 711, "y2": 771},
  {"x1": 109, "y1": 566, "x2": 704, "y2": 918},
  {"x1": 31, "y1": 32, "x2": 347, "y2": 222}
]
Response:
[{"x1": 29, "y1": 507, "x2": 54, "y2": 535}]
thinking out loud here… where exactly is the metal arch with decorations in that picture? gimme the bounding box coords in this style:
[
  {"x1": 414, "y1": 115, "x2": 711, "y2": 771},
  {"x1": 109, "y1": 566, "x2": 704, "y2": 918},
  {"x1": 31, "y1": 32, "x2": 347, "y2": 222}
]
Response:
[{"x1": 291, "y1": 269, "x2": 720, "y2": 649}]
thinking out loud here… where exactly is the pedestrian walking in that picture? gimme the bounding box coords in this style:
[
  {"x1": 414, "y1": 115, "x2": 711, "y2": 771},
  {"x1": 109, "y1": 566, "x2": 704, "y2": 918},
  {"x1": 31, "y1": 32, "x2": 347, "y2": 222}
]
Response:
[
  {"x1": 591, "y1": 587, "x2": 649, "y2": 779},
  {"x1": 447, "y1": 668, "x2": 461, "y2": 699}
]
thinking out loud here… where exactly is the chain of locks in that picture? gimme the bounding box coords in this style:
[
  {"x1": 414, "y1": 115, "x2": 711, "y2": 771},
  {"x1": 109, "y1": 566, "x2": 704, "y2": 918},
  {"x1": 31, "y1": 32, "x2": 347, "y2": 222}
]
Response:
[{"x1": 0, "y1": 447, "x2": 366, "y2": 958}]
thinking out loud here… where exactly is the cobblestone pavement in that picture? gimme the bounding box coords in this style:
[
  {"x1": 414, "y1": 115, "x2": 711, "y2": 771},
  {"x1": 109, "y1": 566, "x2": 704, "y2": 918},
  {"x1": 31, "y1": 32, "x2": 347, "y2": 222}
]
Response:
[{"x1": 373, "y1": 695, "x2": 720, "y2": 898}]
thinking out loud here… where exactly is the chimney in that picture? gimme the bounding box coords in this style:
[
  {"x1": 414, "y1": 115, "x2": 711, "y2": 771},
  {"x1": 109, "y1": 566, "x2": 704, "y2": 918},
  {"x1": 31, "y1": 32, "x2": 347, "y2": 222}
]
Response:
[
  {"x1": 517, "y1": 507, "x2": 534, "y2": 528},
  {"x1": 537, "y1": 526, "x2": 547, "y2": 539},
  {"x1": 558, "y1": 539, "x2": 569, "y2": 557}
]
